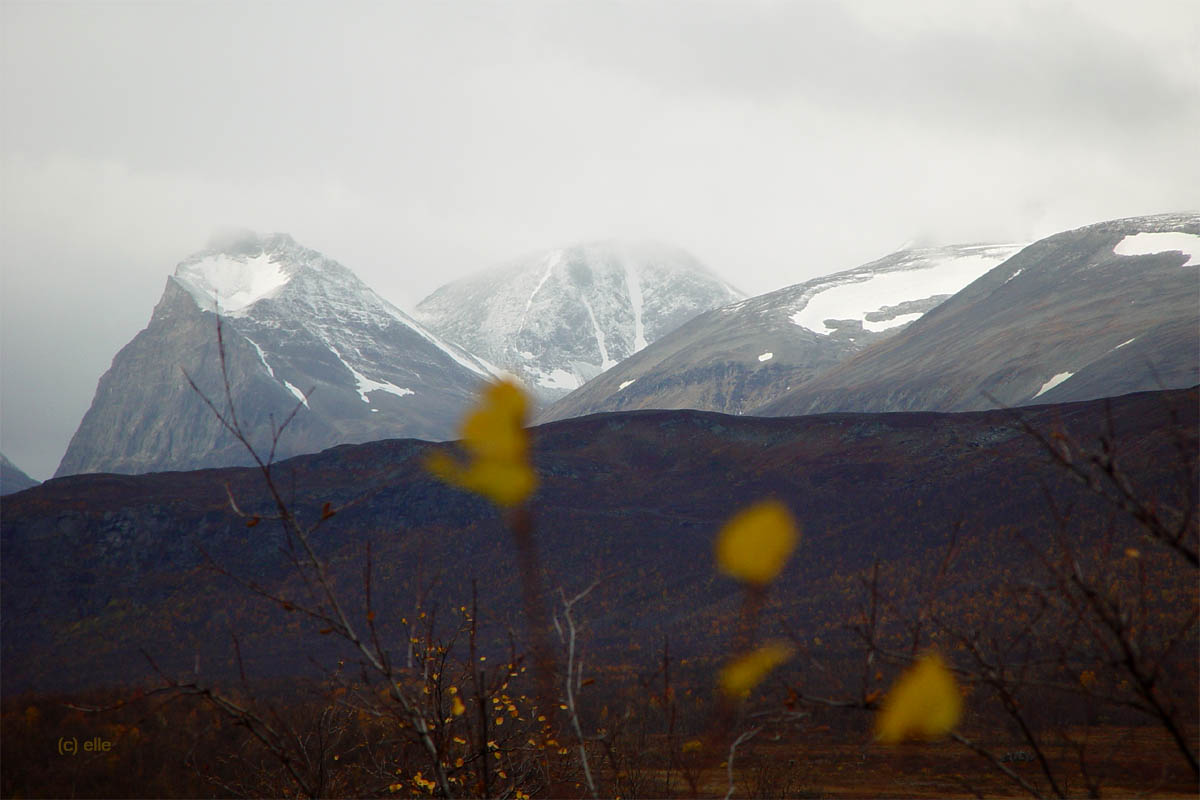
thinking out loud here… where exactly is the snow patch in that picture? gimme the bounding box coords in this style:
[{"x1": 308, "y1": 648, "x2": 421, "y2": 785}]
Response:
[
  {"x1": 1113, "y1": 232, "x2": 1200, "y2": 266},
  {"x1": 472, "y1": 355, "x2": 506, "y2": 378},
  {"x1": 758, "y1": 352, "x2": 774, "y2": 362},
  {"x1": 1003, "y1": 268, "x2": 1024, "y2": 284},
  {"x1": 622, "y1": 252, "x2": 648, "y2": 352},
  {"x1": 249, "y1": 335, "x2": 309, "y2": 408},
  {"x1": 1033, "y1": 371, "x2": 1074, "y2": 399},
  {"x1": 536, "y1": 368, "x2": 581, "y2": 391},
  {"x1": 284, "y1": 380, "x2": 310, "y2": 408},
  {"x1": 352, "y1": 370, "x2": 415, "y2": 402},
  {"x1": 518, "y1": 250, "x2": 561, "y2": 334},
  {"x1": 618, "y1": 379, "x2": 636, "y2": 391},
  {"x1": 176, "y1": 253, "x2": 291, "y2": 314},
  {"x1": 790, "y1": 251, "x2": 1013, "y2": 336},
  {"x1": 1113, "y1": 337, "x2": 1136, "y2": 351},
  {"x1": 579, "y1": 296, "x2": 616, "y2": 370},
  {"x1": 385, "y1": 306, "x2": 493, "y2": 378},
  {"x1": 330, "y1": 347, "x2": 414, "y2": 403},
  {"x1": 245, "y1": 337, "x2": 276, "y2": 378}
]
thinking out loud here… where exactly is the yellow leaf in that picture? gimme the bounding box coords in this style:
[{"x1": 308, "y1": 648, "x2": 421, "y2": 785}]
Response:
[
  {"x1": 875, "y1": 652, "x2": 962, "y2": 743},
  {"x1": 719, "y1": 642, "x2": 795, "y2": 698},
  {"x1": 427, "y1": 379, "x2": 537, "y2": 508},
  {"x1": 412, "y1": 772, "x2": 437, "y2": 793},
  {"x1": 682, "y1": 739, "x2": 702, "y2": 753},
  {"x1": 452, "y1": 695, "x2": 466, "y2": 716},
  {"x1": 715, "y1": 501, "x2": 799, "y2": 585}
]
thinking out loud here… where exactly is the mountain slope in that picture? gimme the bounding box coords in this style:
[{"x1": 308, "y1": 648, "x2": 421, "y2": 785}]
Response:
[
  {"x1": 56, "y1": 232, "x2": 494, "y2": 477},
  {"x1": 0, "y1": 453, "x2": 40, "y2": 495},
  {"x1": 413, "y1": 241, "x2": 743, "y2": 403},
  {"x1": 537, "y1": 243, "x2": 1025, "y2": 422},
  {"x1": 756, "y1": 213, "x2": 1200, "y2": 417}
]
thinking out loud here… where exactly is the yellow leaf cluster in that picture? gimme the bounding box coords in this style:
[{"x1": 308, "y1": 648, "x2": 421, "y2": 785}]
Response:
[
  {"x1": 412, "y1": 771, "x2": 437, "y2": 793},
  {"x1": 715, "y1": 500, "x2": 799, "y2": 585},
  {"x1": 427, "y1": 378, "x2": 537, "y2": 508},
  {"x1": 875, "y1": 652, "x2": 962, "y2": 743},
  {"x1": 718, "y1": 641, "x2": 795, "y2": 698}
]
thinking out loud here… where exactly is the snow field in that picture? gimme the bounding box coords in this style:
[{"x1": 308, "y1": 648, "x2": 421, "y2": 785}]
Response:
[
  {"x1": 1112, "y1": 232, "x2": 1200, "y2": 267},
  {"x1": 791, "y1": 250, "x2": 1019, "y2": 336},
  {"x1": 176, "y1": 253, "x2": 291, "y2": 314},
  {"x1": 1033, "y1": 371, "x2": 1074, "y2": 399}
]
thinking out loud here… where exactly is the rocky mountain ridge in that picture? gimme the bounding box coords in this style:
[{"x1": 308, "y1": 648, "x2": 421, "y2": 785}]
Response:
[
  {"x1": 0, "y1": 453, "x2": 40, "y2": 496},
  {"x1": 56, "y1": 232, "x2": 495, "y2": 477},
  {"x1": 537, "y1": 243, "x2": 1025, "y2": 422},
  {"x1": 756, "y1": 212, "x2": 1200, "y2": 416},
  {"x1": 414, "y1": 241, "x2": 744, "y2": 403}
]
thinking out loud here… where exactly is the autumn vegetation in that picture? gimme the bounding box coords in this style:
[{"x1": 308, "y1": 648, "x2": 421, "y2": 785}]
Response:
[{"x1": 2, "y1": 357, "x2": 1197, "y2": 797}]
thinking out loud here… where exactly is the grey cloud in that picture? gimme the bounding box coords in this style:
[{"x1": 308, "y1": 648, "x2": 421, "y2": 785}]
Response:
[
  {"x1": 529, "y1": 0, "x2": 1199, "y2": 139},
  {"x1": 2, "y1": 1, "x2": 1197, "y2": 479}
]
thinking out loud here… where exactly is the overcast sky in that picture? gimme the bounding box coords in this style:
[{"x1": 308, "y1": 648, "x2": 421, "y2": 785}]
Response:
[{"x1": 2, "y1": 0, "x2": 1198, "y2": 479}]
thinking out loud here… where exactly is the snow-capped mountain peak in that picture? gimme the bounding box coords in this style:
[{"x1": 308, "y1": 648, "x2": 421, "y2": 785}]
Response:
[
  {"x1": 56, "y1": 232, "x2": 495, "y2": 476},
  {"x1": 537, "y1": 241, "x2": 1027, "y2": 424},
  {"x1": 414, "y1": 240, "x2": 744, "y2": 402},
  {"x1": 175, "y1": 251, "x2": 294, "y2": 315},
  {"x1": 172, "y1": 232, "x2": 304, "y2": 315}
]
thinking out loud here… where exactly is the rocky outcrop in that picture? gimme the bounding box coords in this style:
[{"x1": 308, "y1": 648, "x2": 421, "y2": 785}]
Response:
[{"x1": 56, "y1": 233, "x2": 494, "y2": 476}]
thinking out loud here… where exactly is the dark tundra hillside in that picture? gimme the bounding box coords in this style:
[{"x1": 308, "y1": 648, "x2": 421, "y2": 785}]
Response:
[{"x1": 3, "y1": 387, "x2": 1195, "y2": 695}]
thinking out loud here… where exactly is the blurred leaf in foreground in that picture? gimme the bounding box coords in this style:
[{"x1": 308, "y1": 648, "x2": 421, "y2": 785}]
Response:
[
  {"x1": 715, "y1": 500, "x2": 799, "y2": 586},
  {"x1": 875, "y1": 652, "x2": 962, "y2": 743},
  {"x1": 428, "y1": 378, "x2": 537, "y2": 508}
]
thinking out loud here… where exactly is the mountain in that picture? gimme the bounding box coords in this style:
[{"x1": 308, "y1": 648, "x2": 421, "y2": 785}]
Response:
[
  {"x1": 756, "y1": 213, "x2": 1200, "y2": 417},
  {"x1": 55, "y1": 231, "x2": 495, "y2": 477},
  {"x1": 412, "y1": 241, "x2": 744, "y2": 404},
  {"x1": 3, "y1": 387, "x2": 1194, "y2": 694},
  {"x1": 536, "y1": 243, "x2": 1025, "y2": 423},
  {"x1": 0, "y1": 453, "x2": 40, "y2": 495}
]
